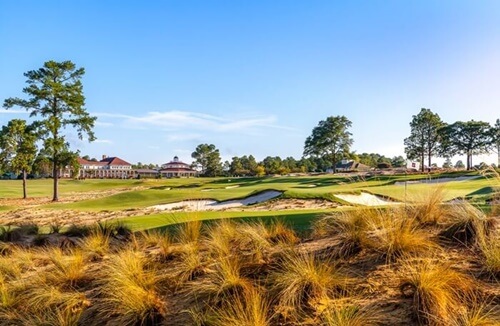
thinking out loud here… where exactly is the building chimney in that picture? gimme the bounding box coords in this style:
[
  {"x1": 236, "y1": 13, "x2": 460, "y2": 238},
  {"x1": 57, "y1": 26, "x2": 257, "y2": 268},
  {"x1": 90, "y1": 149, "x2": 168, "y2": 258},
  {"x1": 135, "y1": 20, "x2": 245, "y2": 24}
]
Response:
[{"x1": 102, "y1": 155, "x2": 107, "y2": 160}]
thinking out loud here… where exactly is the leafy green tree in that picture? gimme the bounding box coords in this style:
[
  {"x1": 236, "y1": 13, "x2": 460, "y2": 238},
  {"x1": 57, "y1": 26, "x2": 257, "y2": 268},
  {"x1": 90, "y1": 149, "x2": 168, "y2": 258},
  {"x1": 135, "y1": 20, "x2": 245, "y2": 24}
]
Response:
[
  {"x1": 391, "y1": 156, "x2": 406, "y2": 168},
  {"x1": 262, "y1": 156, "x2": 282, "y2": 175},
  {"x1": 304, "y1": 116, "x2": 353, "y2": 173},
  {"x1": 243, "y1": 155, "x2": 258, "y2": 176},
  {"x1": 492, "y1": 118, "x2": 500, "y2": 167},
  {"x1": 0, "y1": 119, "x2": 37, "y2": 198},
  {"x1": 404, "y1": 108, "x2": 445, "y2": 172},
  {"x1": 255, "y1": 165, "x2": 266, "y2": 177},
  {"x1": 454, "y1": 160, "x2": 465, "y2": 169},
  {"x1": 442, "y1": 157, "x2": 453, "y2": 169},
  {"x1": 440, "y1": 120, "x2": 492, "y2": 170},
  {"x1": 229, "y1": 156, "x2": 244, "y2": 176},
  {"x1": 191, "y1": 143, "x2": 222, "y2": 177},
  {"x1": 3, "y1": 60, "x2": 96, "y2": 201}
]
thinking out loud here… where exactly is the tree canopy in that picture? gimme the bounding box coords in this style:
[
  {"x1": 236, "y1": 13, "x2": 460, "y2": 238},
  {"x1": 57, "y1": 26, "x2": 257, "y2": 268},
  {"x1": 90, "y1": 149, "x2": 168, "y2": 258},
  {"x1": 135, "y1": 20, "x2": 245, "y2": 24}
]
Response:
[
  {"x1": 191, "y1": 143, "x2": 222, "y2": 177},
  {"x1": 304, "y1": 116, "x2": 353, "y2": 173},
  {"x1": 0, "y1": 119, "x2": 37, "y2": 198},
  {"x1": 404, "y1": 108, "x2": 445, "y2": 172},
  {"x1": 3, "y1": 60, "x2": 96, "y2": 201},
  {"x1": 440, "y1": 120, "x2": 492, "y2": 170}
]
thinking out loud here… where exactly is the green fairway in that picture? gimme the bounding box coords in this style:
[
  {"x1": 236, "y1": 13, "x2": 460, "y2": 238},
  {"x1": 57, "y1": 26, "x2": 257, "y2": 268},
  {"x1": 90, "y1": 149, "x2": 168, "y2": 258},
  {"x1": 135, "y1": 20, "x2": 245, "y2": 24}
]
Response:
[
  {"x1": 34, "y1": 172, "x2": 499, "y2": 211},
  {"x1": 0, "y1": 171, "x2": 498, "y2": 232},
  {"x1": 117, "y1": 209, "x2": 331, "y2": 233}
]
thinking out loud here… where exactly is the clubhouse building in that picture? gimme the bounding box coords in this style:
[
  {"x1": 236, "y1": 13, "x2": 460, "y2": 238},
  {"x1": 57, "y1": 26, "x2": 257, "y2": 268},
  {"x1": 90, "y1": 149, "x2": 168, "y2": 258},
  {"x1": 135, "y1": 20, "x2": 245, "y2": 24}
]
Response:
[
  {"x1": 159, "y1": 156, "x2": 197, "y2": 178},
  {"x1": 75, "y1": 155, "x2": 197, "y2": 179},
  {"x1": 77, "y1": 155, "x2": 134, "y2": 179}
]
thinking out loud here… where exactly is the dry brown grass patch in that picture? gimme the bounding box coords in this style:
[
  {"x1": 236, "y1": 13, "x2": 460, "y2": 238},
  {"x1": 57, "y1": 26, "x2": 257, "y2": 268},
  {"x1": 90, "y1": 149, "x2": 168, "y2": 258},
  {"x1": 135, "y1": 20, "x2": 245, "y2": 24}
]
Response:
[
  {"x1": 271, "y1": 251, "x2": 351, "y2": 319},
  {"x1": 399, "y1": 257, "x2": 477, "y2": 325}
]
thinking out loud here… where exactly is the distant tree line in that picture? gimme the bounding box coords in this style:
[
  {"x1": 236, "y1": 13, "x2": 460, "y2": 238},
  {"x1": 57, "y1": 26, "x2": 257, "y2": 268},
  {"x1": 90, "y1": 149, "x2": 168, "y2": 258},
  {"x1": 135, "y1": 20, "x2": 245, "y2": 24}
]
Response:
[
  {"x1": 2, "y1": 61, "x2": 499, "y2": 199},
  {"x1": 404, "y1": 108, "x2": 499, "y2": 171}
]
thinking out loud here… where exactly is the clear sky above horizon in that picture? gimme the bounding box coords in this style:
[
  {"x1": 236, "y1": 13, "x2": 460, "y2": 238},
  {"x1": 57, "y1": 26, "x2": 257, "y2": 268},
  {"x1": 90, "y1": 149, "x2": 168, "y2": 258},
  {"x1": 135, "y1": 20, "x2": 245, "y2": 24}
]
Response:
[{"x1": 1, "y1": 1, "x2": 499, "y2": 165}]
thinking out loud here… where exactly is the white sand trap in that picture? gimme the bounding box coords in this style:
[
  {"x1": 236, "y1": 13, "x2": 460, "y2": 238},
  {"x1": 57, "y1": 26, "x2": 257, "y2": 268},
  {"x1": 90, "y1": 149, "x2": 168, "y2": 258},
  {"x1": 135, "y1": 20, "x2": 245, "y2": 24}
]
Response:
[
  {"x1": 334, "y1": 192, "x2": 399, "y2": 206},
  {"x1": 225, "y1": 185, "x2": 240, "y2": 189},
  {"x1": 394, "y1": 176, "x2": 480, "y2": 186},
  {"x1": 151, "y1": 190, "x2": 282, "y2": 211}
]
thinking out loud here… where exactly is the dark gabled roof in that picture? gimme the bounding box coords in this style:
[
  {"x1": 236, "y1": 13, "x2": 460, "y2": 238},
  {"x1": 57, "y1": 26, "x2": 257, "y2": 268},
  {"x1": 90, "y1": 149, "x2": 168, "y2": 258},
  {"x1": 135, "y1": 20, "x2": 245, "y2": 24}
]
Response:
[
  {"x1": 78, "y1": 156, "x2": 132, "y2": 167},
  {"x1": 100, "y1": 157, "x2": 132, "y2": 166}
]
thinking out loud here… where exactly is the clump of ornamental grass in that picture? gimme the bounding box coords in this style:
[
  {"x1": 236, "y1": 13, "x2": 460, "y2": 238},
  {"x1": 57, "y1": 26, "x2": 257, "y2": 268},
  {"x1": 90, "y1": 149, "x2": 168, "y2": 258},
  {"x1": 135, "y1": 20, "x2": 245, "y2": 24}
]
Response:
[
  {"x1": 44, "y1": 248, "x2": 88, "y2": 289},
  {"x1": 237, "y1": 222, "x2": 272, "y2": 263},
  {"x1": 175, "y1": 219, "x2": 204, "y2": 246},
  {"x1": 313, "y1": 210, "x2": 375, "y2": 259},
  {"x1": 447, "y1": 302, "x2": 500, "y2": 326},
  {"x1": 267, "y1": 219, "x2": 299, "y2": 245},
  {"x1": 0, "y1": 255, "x2": 22, "y2": 281},
  {"x1": 206, "y1": 219, "x2": 239, "y2": 258},
  {"x1": 407, "y1": 186, "x2": 448, "y2": 225},
  {"x1": 202, "y1": 289, "x2": 272, "y2": 326},
  {"x1": 477, "y1": 234, "x2": 500, "y2": 278},
  {"x1": 173, "y1": 242, "x2": 209, "y2": 284},
  {"x1": 271, "y1": 251, "x2": 351, "y2": 319},
  {"x1": 98, "y1": 249, "x2": 166, "y2": 325},
  {"x1": 79, "y1": 228, "x2": 111, "y2": 260},
  {"x1": 366, "y1": 210, "x2": 438, "y2": 262},
  {"x1": 399, "y1": 257, "x2": 476, "y2": 325},
  {"x1": 0, "y1": 274, "x2": 24, "y2": 312},
  {"x1": 312, "y1": 209, "x2": 378, "y2": 239},
  {"x1": 311, "y1": 298, "x2": 382, "y2": 326},
  {"x1": 199, "y1": 256, "x2": 255, "y2": 302},
  {"x1": 440, "y1": 201, "x2": 495, "y2": 246},
  {"x1": 21, "y1": 284, "x2": 90, "y2": 323},
  {"x1": 135, "y1": 230, "x2": 174, "y2": 261}
]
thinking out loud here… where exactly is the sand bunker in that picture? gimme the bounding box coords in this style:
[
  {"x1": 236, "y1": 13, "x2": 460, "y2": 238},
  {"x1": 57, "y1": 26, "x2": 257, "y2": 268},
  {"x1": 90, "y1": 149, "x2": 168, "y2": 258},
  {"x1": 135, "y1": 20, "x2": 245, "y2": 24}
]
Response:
[
  {"x1": 151, "y1": 190, "x2": 282, "y2": 211},
  {"x1": 394, "y1": 176, "x2": 480, "y2": 186},
  {"x1": 334, "y1": 192, "x2": 398, "y2": 206}
]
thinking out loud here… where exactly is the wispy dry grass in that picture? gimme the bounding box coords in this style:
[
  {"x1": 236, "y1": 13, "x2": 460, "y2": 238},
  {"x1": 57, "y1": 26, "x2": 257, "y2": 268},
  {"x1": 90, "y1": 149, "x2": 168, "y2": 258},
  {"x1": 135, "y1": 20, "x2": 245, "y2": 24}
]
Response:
[
  {"x1": 98, "y1": 249, "x2": 166, "y2": 325},
  {"x1": 440, "y1": 201, "x2": 495, "y2": 246},
  {"x1": 407, "y1": 186, "x2": 448, "y2": 225},
  {"x1": 203, "y1": 289, "x2": 272, "y2": 326},
  {"x1": 200, "y1": 256, "x2": 255, "y2": 301},
  {"x1": 267, "y1": 219, "x2": 299, "y2": 245},
  {"x1": 478, "y1": 234, "x2": 500, "y2": 279},
  {"x1": 448, "y1": 302, "x2": 500, "y2": 326},
  {"x1": 366, "y1": 210, "x2": 438, "y2": 261},
  {"x1": 44, "y1": 248, "x2": 88, "y2": 288},
  {"x1": 79, "y1": 228, "x2": 110, "y2": 260},
  {"x1": 271, "y1": 251, "x2": 351, "y2": 319},
  {"x1": 311, "y1": 298, "x2": 382, "y2": 326},
  {"x1": 399, "y1": 257, "x2": 476, "y2": 325}
]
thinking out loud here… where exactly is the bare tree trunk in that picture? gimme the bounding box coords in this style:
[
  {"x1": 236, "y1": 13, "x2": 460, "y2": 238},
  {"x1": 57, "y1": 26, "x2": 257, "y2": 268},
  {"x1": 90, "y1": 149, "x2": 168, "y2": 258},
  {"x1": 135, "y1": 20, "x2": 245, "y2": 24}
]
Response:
[
  {"x1": 428, "y1": 153, "x2": 431, "y2": 172},
  {"x1": 52, "y1": 154, "x2": 59, "y2": 202},
  {"x1": 22, "y1": 169, "x2": 27, "y2": 199},
  {"x1": 421, "y1": 153, "x2": 425, "y2": 172}
]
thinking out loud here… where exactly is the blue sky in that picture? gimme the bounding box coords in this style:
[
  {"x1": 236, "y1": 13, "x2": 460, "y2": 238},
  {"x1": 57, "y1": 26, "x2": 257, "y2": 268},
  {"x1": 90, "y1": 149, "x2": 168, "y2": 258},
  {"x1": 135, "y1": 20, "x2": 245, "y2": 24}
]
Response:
[{"x1": 1, "y1": 1, "x2": 499, "y2": 165}]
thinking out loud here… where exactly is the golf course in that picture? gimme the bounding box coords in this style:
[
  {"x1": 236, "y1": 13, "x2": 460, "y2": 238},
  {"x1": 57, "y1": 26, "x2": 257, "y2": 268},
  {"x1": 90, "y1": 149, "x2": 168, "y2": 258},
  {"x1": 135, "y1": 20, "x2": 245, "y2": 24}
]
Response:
[{"x1": 0, "y1": 170, "x2": 497, "y2": 232}]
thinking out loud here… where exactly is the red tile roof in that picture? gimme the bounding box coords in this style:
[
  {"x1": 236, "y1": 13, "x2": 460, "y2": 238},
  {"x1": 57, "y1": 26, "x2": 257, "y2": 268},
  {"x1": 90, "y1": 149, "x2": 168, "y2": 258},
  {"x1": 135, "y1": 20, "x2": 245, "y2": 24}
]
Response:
[
  {"x1": 78, "y1": 156, "x2": 131, "y2": 167},
  {"x1": 100, "y1": 157, "x2": 132, "y2": 166}
]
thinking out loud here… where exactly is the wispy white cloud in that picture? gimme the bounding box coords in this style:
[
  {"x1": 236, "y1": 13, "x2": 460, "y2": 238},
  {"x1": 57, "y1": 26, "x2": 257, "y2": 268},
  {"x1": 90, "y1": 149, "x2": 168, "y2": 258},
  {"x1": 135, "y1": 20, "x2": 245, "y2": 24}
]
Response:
[{"x1": 94, "y1": 110, "x2": 295, "y2": 133}]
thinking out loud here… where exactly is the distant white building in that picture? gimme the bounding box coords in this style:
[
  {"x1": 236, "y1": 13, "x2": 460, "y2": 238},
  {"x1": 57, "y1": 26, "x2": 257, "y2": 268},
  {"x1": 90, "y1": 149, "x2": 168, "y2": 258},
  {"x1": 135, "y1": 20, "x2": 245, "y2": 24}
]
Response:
[{"x1": 77, "y1": 155, "x2": 133, "y2": 179}]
